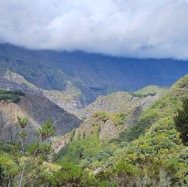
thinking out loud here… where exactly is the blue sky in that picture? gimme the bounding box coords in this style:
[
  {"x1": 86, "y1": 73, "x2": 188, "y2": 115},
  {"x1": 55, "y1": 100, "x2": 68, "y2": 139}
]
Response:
[{"x1": 0, "y1": 0, "x2": 188, "y2": 59}]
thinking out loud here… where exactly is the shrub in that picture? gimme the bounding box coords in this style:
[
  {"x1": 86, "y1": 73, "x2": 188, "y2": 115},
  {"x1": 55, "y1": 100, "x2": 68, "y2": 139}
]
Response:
[
  {"x1": 93, "y1": 111, "x2": 110, "y2": 122},
  {"x1": 130, "y1": 92, "x2": 156, "y2": 97},
  {"x1": 174, "y1": 98, "x2": 188, "y2": 145},
  {"x1": 111, "y1": 113, "x2": 127, "y2": 126},
  {"x1": 0, "y1": 89, "x2": 25, "y2": 103}
]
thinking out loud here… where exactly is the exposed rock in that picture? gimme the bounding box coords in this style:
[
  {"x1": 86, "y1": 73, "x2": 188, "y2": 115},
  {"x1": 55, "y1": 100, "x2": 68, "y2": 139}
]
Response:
[
  {"x1": 0, "y1": 70, "x2": 84, "y2": 117},
  {"x1": 99, "y1": 119, "x2": 126, "y2": 142},
  {"x1": 0, "y1": 93, "x2": 82, "y2": 143}
]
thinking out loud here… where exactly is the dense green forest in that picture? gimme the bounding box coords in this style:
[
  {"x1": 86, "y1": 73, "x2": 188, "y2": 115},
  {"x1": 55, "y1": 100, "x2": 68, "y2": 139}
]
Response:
[{"x1": 0, "y1": 75, "x2": 188, "y2": 186}]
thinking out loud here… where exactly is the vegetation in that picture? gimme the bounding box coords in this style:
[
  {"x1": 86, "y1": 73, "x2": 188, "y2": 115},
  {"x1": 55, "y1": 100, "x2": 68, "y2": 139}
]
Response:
[
  {"x1": 93, "y1": 111, "x2": 127, "y2": 125},
  {"x1": 130, "y1": 91, "x2": 156, "y2": 97},
  {"x1": 0, "y1": 89, "x2": 25, "y2": 103},
  {"x1": 54, "y1": 75, "x2": 188, "y2": 186},
  {"x1": 0, "y1": 117, "x2": 56, "y2": 186},
  {"x1": 129, "y1": 85, "x2": 165, "y2": 97},
  {"x1": 174, "y1": 98, "x2": 188, "y2": 145},
  {"x1": 0, "y1": 75, "x2": 188, "y2": 186}
]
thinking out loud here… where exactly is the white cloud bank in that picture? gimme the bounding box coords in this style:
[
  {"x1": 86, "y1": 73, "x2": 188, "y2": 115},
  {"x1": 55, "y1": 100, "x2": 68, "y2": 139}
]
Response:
[{"x1": 0, "y1": 0, "x2": 188, "y2": 59}]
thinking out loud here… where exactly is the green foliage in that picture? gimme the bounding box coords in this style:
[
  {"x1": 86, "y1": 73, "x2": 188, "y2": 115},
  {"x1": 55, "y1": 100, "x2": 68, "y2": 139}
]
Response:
[
  {"x1": 0, "y1": 76, "x2": 188, "y2": 186},
  {"x1": 114, "y1": 93, "x2": 182, "y2": 144},
  {"x1": 46, "y1": 161, "x2": 96, "y2": 187},
  {"x1": 93, "y1": 111, "x2": 127, "y2": 126},
  {"x1": 105, "y1": 120, "x2": 182, "y2": 186},
  {"x1": 0, "y1": 151, "x2": 23, "y2": 186},
  {"x1": 17, "y1": 116, "x2": 28, "y2": 128},
  {"x1": 117, "y1": 110, "x2": 158, "y2": 142},
  {"x1": 0, "y1": 89, "x2": 25, "y2": 103},
  {"x1": 69, "y1": 128, "x2": 76, "y2": 142},
  {"x1": 37, "y1": 118, "x2": 56, "y2": 141},
  {"x1": 19, "y1": 130, "x2": 28, "y2": 140},
  {"x1": 58, "y1": 135, "x2": 103, "y2": 165},
  {"x1": 174, "y1": 98, "x2": 188, "y2": 145},
  {"x1": 93, "y1": 111, "x2": 110, "y2": 122},
  {"x1": 111, "y1": 113, "x2": 127, "y2": 126},
  {"x1": 0, "y1": 117, "x2": 57, "y2": 186},
  {"x1": 53, "y1": 76, "x2": 188, "y2": 186},
  {"x1": 99, "y1": 181, "x2": 117, "y2": 187},
  {"x1": 130, "y1": 91, "x2": 156, "y2": 97},
  {"x1": 129, "y1": 85, "x2": 165, "y2": 98}
]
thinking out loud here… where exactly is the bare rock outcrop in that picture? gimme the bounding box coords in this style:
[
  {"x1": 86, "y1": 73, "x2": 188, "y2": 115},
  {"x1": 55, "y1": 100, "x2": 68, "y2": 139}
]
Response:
[{"x1": 0, "y1": 93, "x2": 82, "y2": 143}]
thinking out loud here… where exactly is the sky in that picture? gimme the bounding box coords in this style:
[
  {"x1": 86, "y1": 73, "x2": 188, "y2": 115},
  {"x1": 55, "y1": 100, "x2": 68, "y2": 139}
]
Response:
[{"x1": 0, "y1": 0, "x2": 188, "y2": 59}]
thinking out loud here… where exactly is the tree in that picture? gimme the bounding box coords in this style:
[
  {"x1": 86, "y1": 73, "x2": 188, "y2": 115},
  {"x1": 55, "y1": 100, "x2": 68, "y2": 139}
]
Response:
[
  {"x1": 0, "y1": 117, "x2": 56, "y2": 187},
  {"x1": 174, "y1": 98, "x2": 188, "y2": 145},
  {"x1": 37, "y1": 118, "x2": 55, "y2": 141}
]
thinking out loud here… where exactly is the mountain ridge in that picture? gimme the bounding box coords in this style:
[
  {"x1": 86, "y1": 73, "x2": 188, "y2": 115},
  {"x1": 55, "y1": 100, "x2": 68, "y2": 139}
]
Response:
[{"x1": 0, "y1": 43, "x2": 188, "y2": 105}]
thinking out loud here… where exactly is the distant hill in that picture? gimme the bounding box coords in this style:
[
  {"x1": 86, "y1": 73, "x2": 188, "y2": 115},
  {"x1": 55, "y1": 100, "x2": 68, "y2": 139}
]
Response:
[
  {"x1": 79, "y1": 85, "x2": 166, "y2": 118},
  {"x1": 0, "y1": 43, "x2": 188, "y2": 106}
]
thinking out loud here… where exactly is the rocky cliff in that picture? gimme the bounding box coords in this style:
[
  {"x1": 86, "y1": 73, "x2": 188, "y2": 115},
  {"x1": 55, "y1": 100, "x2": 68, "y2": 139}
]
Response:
[{"x1": 0, "y1": 93, "x2": 82, "y2": 143}]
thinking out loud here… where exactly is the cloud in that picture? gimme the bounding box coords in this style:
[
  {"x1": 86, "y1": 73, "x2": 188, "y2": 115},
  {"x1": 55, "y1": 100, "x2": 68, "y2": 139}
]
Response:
[{"x1": 0, "y1": 0, "x2": 188, "y2": 59}]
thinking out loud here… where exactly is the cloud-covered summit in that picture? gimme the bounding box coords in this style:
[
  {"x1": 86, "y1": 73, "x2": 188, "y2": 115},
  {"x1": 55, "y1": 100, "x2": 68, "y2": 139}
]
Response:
[{"x1": 1, "y1": 0, "x2": 188, "y2": 59}]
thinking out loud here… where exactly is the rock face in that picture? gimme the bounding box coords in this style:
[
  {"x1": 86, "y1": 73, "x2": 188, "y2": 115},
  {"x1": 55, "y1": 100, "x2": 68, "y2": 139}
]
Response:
[{"x1": 0, "y1": 93, "x2": 82, "y2": 143}]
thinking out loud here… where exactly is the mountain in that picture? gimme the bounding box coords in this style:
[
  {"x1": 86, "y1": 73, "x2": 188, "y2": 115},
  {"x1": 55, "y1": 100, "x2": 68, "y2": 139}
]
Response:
[
  {"x1": 0, "y1": 91, "x2": 82, "y2": 143},
  {"x1": 1, "y1": 74, "x2": 188, "y2": 186},
  {"x1": 52, "y1": 85, "x2": 166, "y2": 153},
  {"x1": 79, "y1": 85, "x2": 166, "y2": 118},
  {"x1": 53, "y1": 74, "x2": 188, "y2": 186},
  {"x1": 0, "y1": 43, "x2": 188, "y2": 106},
  {"x1": 0, "y1": 70, "x2": 83, "y2": 116}
]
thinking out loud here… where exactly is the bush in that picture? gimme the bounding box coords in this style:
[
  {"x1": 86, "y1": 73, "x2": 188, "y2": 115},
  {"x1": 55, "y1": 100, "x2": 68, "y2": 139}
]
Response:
[
  {"x1": 111, "y1": 113, "x2": 127, "y2": 126},
  {"x1": 174, "y1": 98, "x2": 188, "y2": 145},
  {"x1": 117, "y1": 111, "x2": 158, "y2": 142},
  {"x1": 0, "y1": 89, "x2": 25, "y2": 103},
  {"x1": 130, "y1": 92, "x2": 156, "y2": 97},
  {"x1": 93, "y1": 111, "x2": 110, "y2": 122}
]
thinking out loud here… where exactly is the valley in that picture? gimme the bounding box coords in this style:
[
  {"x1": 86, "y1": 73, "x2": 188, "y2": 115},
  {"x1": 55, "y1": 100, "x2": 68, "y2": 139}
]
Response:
[
  {"x1": 1, "y1": 1, "x2": 188, "y2": 186},
  {"x1": 0, "y1": 45, "x2": 188, "y2": 186}
]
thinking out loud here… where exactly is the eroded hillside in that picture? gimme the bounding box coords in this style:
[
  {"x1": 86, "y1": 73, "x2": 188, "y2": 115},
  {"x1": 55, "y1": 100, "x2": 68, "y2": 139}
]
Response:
[
  {"x1": 53, "y1": 86, "x2": 166, "y2": 152},
  {"x1": 53, "y1": 74, "x2": 188, "y2": 186},
  {"x1": 0, "y1": 92, "x2": 82, "y2": 143}
]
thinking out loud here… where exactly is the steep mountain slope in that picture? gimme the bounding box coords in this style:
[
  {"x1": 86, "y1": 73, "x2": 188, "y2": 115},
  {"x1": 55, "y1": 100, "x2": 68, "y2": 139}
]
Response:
[
  {"x1": 0, "y1": 68, "x2": 166, "y2": 119},
  {"x1": 0, "y1": 92, "x2": 82, "y2": 143},
  {"x1": 1, "y1": 75, "x2": 188, "y2": 186},
  {"x1": 79, "y1": 85, "x2": 166, "y2": 118},
  {"x1": 54, "y1": 74, "x2": 188, "y2": 186},
  {"x1": 52, "y1": 86, "x2": 166, "y2": 152},
  {"x1": 0, "y1": 70, "x2": 83, "y2": 116},
  {"x1": 0, "y1": 43, "x2": 188, "y2": 105}
]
